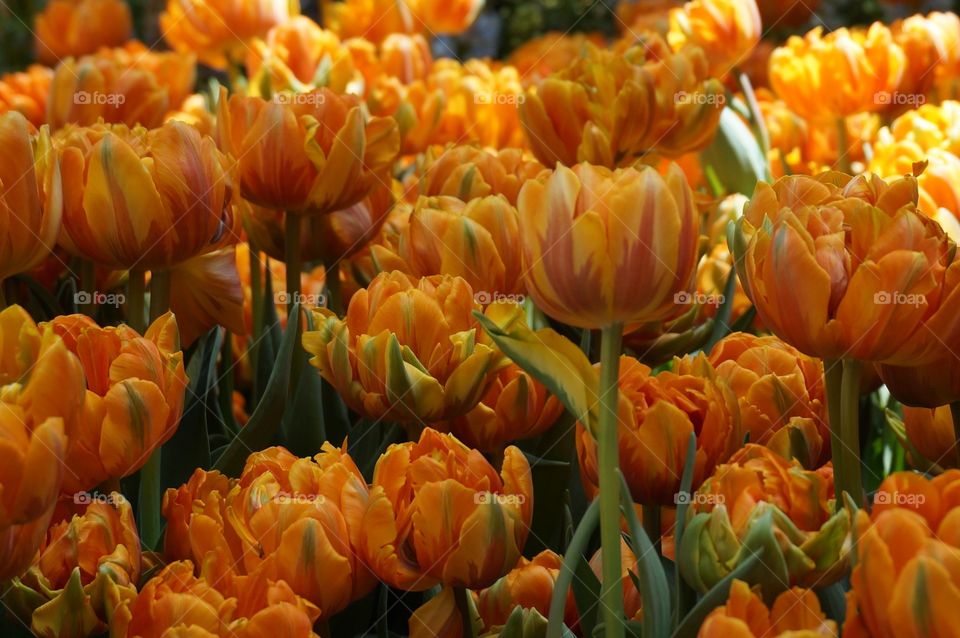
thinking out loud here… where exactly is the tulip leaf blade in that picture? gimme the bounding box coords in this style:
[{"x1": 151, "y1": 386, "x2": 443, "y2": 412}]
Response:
[
  {"x1": 569, "y1": 554, "x2": 600, "y2": 637},
  {"x1": 547, "y1": 498, "x2": 600, "y2": 638},
  {"x1": 701, "y1": 106, "x2": 769, "y2": 197},
  {"x1": 281, "y1": 309, "x2": 327, "y2": 456},
  {"x1": 213, "y1": 303, "x2": 300, "y2": 476}
]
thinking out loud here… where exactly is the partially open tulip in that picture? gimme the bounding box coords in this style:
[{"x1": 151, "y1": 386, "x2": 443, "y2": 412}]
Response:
[
  {"x1": 732, "y1": 171, "x2": 960, "y2": 365},
  {"x1": 0, "y1": 65, "x2": 53, "y2": 128},
  {"x1": 360, "y1": 428, "x2": 533, "y2": 590},
  {"x1": 303, "y1": 272, "x2": 503, "y2": 423},
  {"x1": 218, "y1": 88, "x2": 399, "y2": 215},
  {"x1": 519, "y1": 39, "x2": 723, "y2": 167},
  {"x1": 11, "y1": 494, "x2": 140, "y2": 637},
  {"x1": 161, "y1": 0, "x2": 299, "y2": 70},
  {"x1": 0, "y1": 306, "x2": 85, "y2": 582},
  {"x1": 667, "y1": 0, "x2": 762, "y2": 79},
  {"x1": 34, "y1": 0, "x2": 132, "y2": 66},
  {"x1": 167, "y1": 247, "x2": 247, "y2": 347},
  {"x1": 894, "y1": 405, "x2": 959, "y2": 471},
  {"x1": 326, "y1": 0, "x2": 419, "y2": 45},
  {"x1": 708, "y1": 333, "x2": 828, "y2": 467},
  {"x1": 891, "y1": 12, "x2": 960, "y2": 107},
  {"x1": 587, "y1": 539, "x2": 644, "y2": 621},
  {"x1": 577, "y1": 355, "x2": 741, "y2": 505},
  {"x1": 162, "y1": 468, "x2": 236, "y2": 567},
  {"x1": 414, "y1": 146, "x2": 544, "y2": 206},
  {"x1": 0, "y1": 112, "x2": 61, "y2": 285},
  {"x1": 47, "y1": 313, "x2": 187, "y2": 493},
  {"x1": 700, "y1": 579, "x2": 838, "y2": 637},
  {"x1": 869, "y1": 470, "x2": 960, "y2": 531},
  {"x1": 380, "y1": 34, "x2": 434, "y2": 84},
  {"x1": 508, "y1": 31, "x2": 607, "y2": 87},
  {"x1": 518, "y1": 161, "x2": 699, "y2": 329},
  {"x1": 475, "y1": 550, "x2": 575, "y2": 632},
  {"x1": 410, "y1": 0, "x2": 483, "y2": 35},
  {"x1": 769, "y1": 24, "x2": 905, "y2": 122},
  {"x1": 55, "y1": 120, "x2": 234, "y2": 270}
]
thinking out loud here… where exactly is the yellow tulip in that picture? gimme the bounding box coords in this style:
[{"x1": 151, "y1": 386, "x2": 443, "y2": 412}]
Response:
[{"x1": 667, "y1": 0, "x2": 762, "y2": 79}]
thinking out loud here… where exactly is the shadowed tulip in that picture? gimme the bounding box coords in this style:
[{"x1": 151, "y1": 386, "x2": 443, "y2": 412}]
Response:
[
  {"x1": 699, "y1": 579, "x2": 838, "y2": 637},
  {"x1": 476, "y1": 550, "x2": 577, "y2": 632}
]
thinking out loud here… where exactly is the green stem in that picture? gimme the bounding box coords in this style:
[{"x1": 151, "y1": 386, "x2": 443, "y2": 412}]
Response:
[
  {"x1": 126, "y1": 269, "x2": 147, "y2": 334},
  {"x1": 149, "y1": 269, "x2": 172, "y2": 322},
  {"x1": 546, "y1": 499, "x2": 600, "y2": 637},
  {"x1": 79, "y1": 260, "x2": 96, "y2": 316},
  {"x1": 950, "y1": 401, "x2": 960, "y2": 469},
  {"x1": 453, "y1": 587, "x2": 476, "y2": 638},
  {"x1": 598, "y1": 322, "x2": 626, "y2": 638},
  {"x1": 138, "y1": 450, "x2": 162, "y2": 549},
  {"x1": 837, "y1": 117, "x2": 852, "y2": 173},
  {"x1": 736, "y1": 70, "x2": 771, "y2": 178},
  {"x1": 249, "y1": 249, "x2": 264, "y2": 402},
  {"x1": 839, "y1": 359, "x2": 864, "y2": 505},
  {"x1": 285, "y1": 212, "x2": 302, "y2": 316},
  {"x1": 824, "y1": 359, "x2": 845, "y2": 494},
  {"x1": 642, "y1": 503, "x2": 661, "y2": 556}
]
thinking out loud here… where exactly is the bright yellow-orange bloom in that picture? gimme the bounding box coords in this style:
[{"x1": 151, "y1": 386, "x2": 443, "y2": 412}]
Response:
[
  {"x1": 578, "y1": 355, "x2": 740, "y2": 506},
  {"x1": 0, "y1": 306, "x2": 85, "y2": 582},
  {"x1": 0, "y1": 113, "x2": 61, "y2": 284},
  {"x1": 360, "y1": 428, "x2": 533, "y2": 590},
  {"x1": 699, "y1": 579, "x2": 838, "y2": 637},
  {"x1": 769, "y1": 24, "x2": 906, "y2": 121},
  {"x1": 55, "y1": 120, "x2": 234, "y2": 270},
  {"x1": 326, "y1": 0, "x2": 419, "y2": 45},
  {"x1": 709, "y1": 333, "x2": 828, "y2": 466},
  {"x1": 508, "y1": 31, "x2": 607, "y2": 87},
  {"x1": 409, "y1": 0, "x2": 483, "y2": 35},
  {"x1": 413, "y1": 145, "x2": 544, "y2": 205},
  {"x1": 47, "y1": 313, "x2": 187, "y2": 493},
  {"x1": 518, "y1": 161, "x2": 699, "y2": 329},
  {"x1": 732, "y1": 171, "x2": 960, "y2": 364},
  {"x1": 519, "y1": 39, "x2": 724, "y2": 167},
  {"x1": 892, "y1": 12, "x2": 960, "y2": 104},
  {"x1": 476, "y1": 550, "x2": 577, "y2": 632},
  {"x1": 218, "y1": 88, "x2": 399, "y2": 215},
  {"x1": 667, "y1": 0, "x2": 762, "y2": 79},
  {"x1": 379, "y1": 34, "x2": 433, "y2": 84},
  {"x1": 0, "y1": 65, "x2": 53, "y2": 128},
  {"x1": 161, "y1": 0, "x2": 298, "y2": 70},
  {"x1": 303, "y1": 271, "x2": 504, "y2": 422},
  {"x1": 34, "y1": 0, "x2": 132, "y2": 66}
]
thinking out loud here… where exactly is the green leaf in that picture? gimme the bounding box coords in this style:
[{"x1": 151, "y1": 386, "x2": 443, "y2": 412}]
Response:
[
  {"x1": 546, "y1": 498, "x2": 600, "y2": 638},
  {"x1": 701, "y1": 106, "x2": 769, "y2": 196},
  {"x1": 528, "y1": 411, "x2": 578, "y2": 554},
  {"x1": 672, "y1": 434, "x2": 699, "y2": 625},
  {"x1": 570, "y1": 555, "x2": 600, "y2": 637},
  {"x1": 281, "y1": 309, "x2": 326, "y2": 456},
  {"x1": 213, "y1": 303, "x2": 300, "y2": 476}
]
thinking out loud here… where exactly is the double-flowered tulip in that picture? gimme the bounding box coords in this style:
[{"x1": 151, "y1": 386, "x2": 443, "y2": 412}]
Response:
[
  {"x1": 34, "y1": 0, "x2": 132, "y2": 66},
  {"x1": 667, "y1": 0, "x2": 762, "y2": 79},
  {"x1": 699, "y1": 579, "x2": 838, "y2": 637}
]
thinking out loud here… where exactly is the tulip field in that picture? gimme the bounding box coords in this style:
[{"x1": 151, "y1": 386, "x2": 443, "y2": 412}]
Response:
[{"x1": 5, "y1": 0, "x2": 960, "y2": 635}]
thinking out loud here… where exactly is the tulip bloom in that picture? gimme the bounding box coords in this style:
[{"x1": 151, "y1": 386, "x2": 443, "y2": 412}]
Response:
[
  {"x1": 55, "y1": 120, "x2": 234, "y2": 270},
  {"x1": 326, "y1": 0, "x2": 419, "y2": 45},
  {"x1": 891, "y1": 12, "x2": 960, "y2": 106},
  {"x1": 410, "y1": 0, "x2": 483, "y2": 35},
  {"x1": 577, "y1": 355, "x2": 741, "y2": 505},
  {"x1": 218, "y1": 89, "x2": 399, "y2": 216},
  {"x1": 769, "y1": 24, "x2": 905, "y2": 122},
  {"x1": 476, "y1": 550, "x2": 577, "y2": 631},
  {"x1": 518, "y1": 162, "x2": 699, "y2": 330},
  {"x1": 508, "y1": 32, "x2": 607, "y2": 87},
  {"x1": 415, "y1": 146, "x2": 545, "y2": 206},
  {"x1": 894, "y1": 405, "x2": 958, "y2": 470},
  {"x1": 380, "y1": 34, "x2": 434, "y2": 84},
  {"x1": 47, "y1": 313, "x2": 187, "y2": 493},
  {"x1": 519, "y1": 39, "x2": 723, "y2": 167},
  {"x1": 0, "y1": 306, "x2": 85, "y2": 582},
  {"x1": 709, "y1": 333, "x2": 828, "y2": 467},
  {"x1": 303, "y1": 272, "x2": 503, "y2": 423},
  {"x1": 360, "y1": 428, "x2": 533, "y2": 590},
  {"x1": 161, "y1": 0, "x2": 298, "y2": 70},
  {"x1": 667, "y1": 0, "x2": 762, "y2": 79},
  {"x1": 700, "y1": 579, "x2": 838, "y2": 637},
  {"x1": 0, "y1": 113, "x2": 61, "y2": 285},
  {"x1": 34, "y1": 0, "x2": 132, "y2": 66},
  {"x1": 0, "y1": 65, "x2": 53, "y2": 128}
]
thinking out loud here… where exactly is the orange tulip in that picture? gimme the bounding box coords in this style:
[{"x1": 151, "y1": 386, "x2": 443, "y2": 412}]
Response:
[
  {"x1": 0, "y1": 65, "x2": 53, "y2": 128},
  {"x1": 517, "y1": 161, "x2": 699, "y2": 329},
  {"x1": 303, "y1": 272, "x2": 504, "y2": 422},
  {"x1": 732, "y1": 171, "x2": 960, "y2": 364},
  {"x1": 162, "y1": 468, "x2": 236, "y2": 565},
  {"x1": 166, "y1": 93, "x2": 217, "y2": 137},
  {"x1": 699, "y1": 579, "x2": 838, "y2": 637},
  {"x1": 0, "y1": 112, "x2": 61, "y2": 284},
  {"x1": 161, "y1": 0, "x2": 298, "y2": 70},
  {"x1": 708, "y1": 333, "x2": 828, "y2": 466},
  {"x1": 167, "y1": 247, "x2": 247, "y2": 347},
  {"x1": 34, "y1": 0, "x2": 132, "y2": 66},
  {"x1": 869, "y1": 470, "x2": 960, "y2": 531},
  {"x1": 0, "y1": 306, "x2": 85, "y2": 582},
  {"x1": 878, "y1": 350, "x2": 960, "y2": 409},
  {"x1": 409, "y1": 0, "x2": 483, "y2": 35},
  {"x1": 769, "y1": 24, "x2": 906, "y2": 122},
  {"x1": 360, "y1": 428, "x2": 533, "y2": 590},
  {"x1": 892, "y1": 12, "x2": 960, "y2": 107},
  {"x1": 475, "y1": 550, "x2": 576, "y2": 631},
  {"x1": 413, "y1": 145, "x2": 545, "y2": 206},
  {"x1": 218, "y1": 88, "x2": 399, "y2": 215},
  {"x1": 367, "y1": 76, "x2": 445, "y2": 155},
  {"x1": 47, "y1": 312, "x2": 187, "y2": 493},
  {"x1": 55, "y1": 120, "x2": 234, "y2": 270},
  {"x1": 519, "y1": 39, "x2": 724, "y2": 167},
  {"x1": 508, "y1": 31, "x2": 607, "y2": 87},
  {"x1": 380, "y1": 33, "x2": 434, "y2": 84},
  {"x1": 896, "y1": 405, "x2": 959, "y2": 471},
  {"x1": 105, "y1": 41, "x2": 198, "y2": 116},
  {"x1": 588, "y1": 539, "x2": 644, "y2": 621},
  {"x1": 667, "y1": 0, "x2": 762, "y2": 79},
  {"x1": 577, "y1": 355, "x2": 741, "y2": 505},
  {"x1": 326, "y1": 0, "x2": 419, "y2": 45}
]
